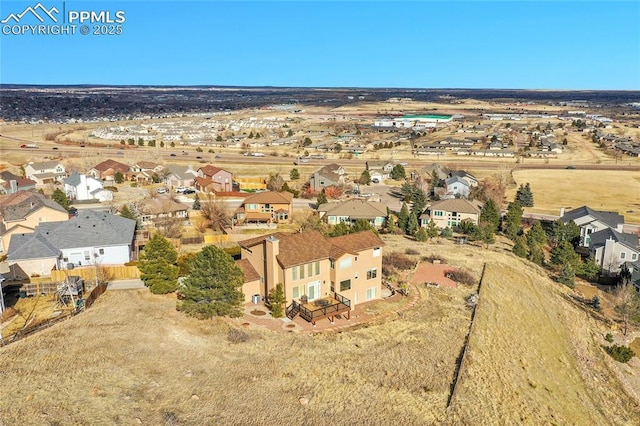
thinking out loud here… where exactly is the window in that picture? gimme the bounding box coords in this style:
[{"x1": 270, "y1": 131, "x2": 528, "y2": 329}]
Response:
[
  {"x1": 99, "y1": 248, "x2": 104, "y2": 255},
  {"x1": 330, "y1": 260, "x2": 335, "y2": 269},
  {"x1": 367, "y1": 268, "x2": 378, "y2": 280},
  {"x1": 435, "y1": 211, "x2": 444, "y2": 217},
  {"x1": 355, "y1": 256, "x2": 358, "y2": 262},
  {"x1": 372, "y1": 248, "x2": 381, "y2": 257},
  {"x1": 340, "y1": 279, "x2": 351, "y2": 291},
  {"x1": 620, "y1": 252, "x2": 626, "y2": 259},
  {"x1": 315, "y1": 261, "x2": 320, "y2": 275},
  {"x1": 300, "y1": 264, "x2": 305, "y2": 279},
  {"x1": 292, "y1": 286, "x2": 301, "y2": 299},
  {"x1": 308, "y1": 263, "x2": 313, "y2": 276},
  {"x1": 293, "y1": 267, "x2": 298, "y2": 280},
  {"x1": 632, "y1": 253, "x2": 638, "y2": 261},
  {"x1": 84, "y1": 251, "x2": 90, "y2": 261},
  {"x1": 339, "y1": 257, "x2": 352, "y2": 269},
  {"x1": 330, "y1": 281, "x2": 335, "y2": 292},
  {"x1": 366, "y1": 287, "x2": 377, "y2": 300}
]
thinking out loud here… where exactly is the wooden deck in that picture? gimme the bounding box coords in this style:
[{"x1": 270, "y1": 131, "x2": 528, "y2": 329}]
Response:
[{"x1": 286, "y1": 293, "x2": 351, "y2": 325}]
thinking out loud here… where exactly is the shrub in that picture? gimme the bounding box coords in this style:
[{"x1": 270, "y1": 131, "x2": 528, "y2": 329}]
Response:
[
  {"x1": 405, "y1": 248, "x2": 420, "y2": 256},
  {"x1": 104, "y1": 186, "x2": 118, "y2": 192},
  {"x1": 422, "y1": 254, "x2": 447, "y2": 264},
  {"x1": 382, "y1": 252, "x2": 416, "y2": 271},
  {"x1": 445, "y1": 269, "x2": 476, "y2": 286},
  {"x1": 605, "y1": 333, "x2": 614, "y2": 343},
  {"x1": 124, "y1": 260, "x2": 138, "y2": 266},
  {"x1": 440, "y1": 227, "x2": 453, "y2": 238},
  {"x1": 227, "y1": 328, "x2": 250, "y2": 344},
  {"x1": 604, "y1": 344, "x2": 635, "y2": 363}
]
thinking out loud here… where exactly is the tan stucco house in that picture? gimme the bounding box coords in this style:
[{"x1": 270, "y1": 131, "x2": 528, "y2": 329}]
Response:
[{"x1": 420, "y1": 199, "x2": 483, "y2": 229}]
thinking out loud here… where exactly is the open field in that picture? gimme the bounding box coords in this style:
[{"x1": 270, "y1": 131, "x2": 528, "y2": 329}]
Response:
[
  {"x1": 1, "y1": 237, "x2": 638, "y2": 425},
  {"x1": 508, "y1": 169, "x2": 640, "y2": 223}
]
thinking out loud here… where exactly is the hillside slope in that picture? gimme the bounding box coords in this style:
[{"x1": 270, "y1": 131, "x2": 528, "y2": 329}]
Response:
[{"x1": 448, "y1": 262, "x2": 640, "y2": 425}]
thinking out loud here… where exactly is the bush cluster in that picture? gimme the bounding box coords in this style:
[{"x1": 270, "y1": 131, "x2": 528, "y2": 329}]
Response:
[
  {"x1": 604, "y1": 344, "x2": 635, "y2": 363},
  {"x1": 383, "y1": 252, "x2": 417, "y2": 271},
  {"x1": 445, "y1": 269, "x2": 477, "y2": 286}
]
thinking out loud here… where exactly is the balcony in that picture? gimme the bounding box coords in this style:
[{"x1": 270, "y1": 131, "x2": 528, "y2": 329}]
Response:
[{"x1": 286, "y1": 292, "x2": 351, "y2": 325}]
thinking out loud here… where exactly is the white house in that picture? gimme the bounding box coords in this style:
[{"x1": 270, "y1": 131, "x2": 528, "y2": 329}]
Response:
[
  {"x1": 443, "y1": 176, "x2": 471, "y2": 199},
  {"x1": 589, "y1": 228, "x2": 639, "y2": 274},
  {"x1": 561, "y1": 206, "x2": 625, "y2": 248},
  {"x1": 64, "y1": 172, "x2": 113, "y2": 203},
  {"x1": 24, "y1": 161, "x2": 66, "y2": 185}
]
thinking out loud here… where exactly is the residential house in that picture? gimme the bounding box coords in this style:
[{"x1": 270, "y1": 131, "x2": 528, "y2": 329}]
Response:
[
  {"x1": 365, "y1": 161, "x2": 393, "y2": 180},
  {"x1": 317, "y1": 199, "x2": 387, "y2": 228},
  {"x1": 6, "y1": 211, "x2": 136, "y2": 279},
  {"x1": 309, "y1": 163, "x2": 346, "y2": 191},
  {"x1": 420, "y1": 199, "x2": 483, "y2": 229},
  {"x1": 238, "y1": 230, "x2": 384, "y2": 323},
  {"x1": 138, "y1": 198, "x2": 189, "y2": 227},
  {"x1": 89, "y1": 159, "x2": 131, "y2": 182},
  {"x1": 0, "y1": 191, "x2": 69, "y2": 253},
  {"x1": 195, "y1": 165, "x2": 233, "y2": 192},
  {"x1": 130, "y1": 161, "x2": 164, "y2": 184},
  {"x1": 0, "y1": 171, "x2": 36, "y2": 195},
  {"x1": 588, "y1": 228, "x2": 639, "y2": 274},
  {"x1": 164, "y1": 165, "x2": 199, "y2": 189},
  {"x1": 443, "y1": 176, "x2": 471, "y2": 199},
  {"x1": 64, "y1": 172, "x2": 113, "y2": 203},
  {"x1": 561, "y1": 206, "x2": 625, "y2": 247},
  {"x1": 234, "y1": 191, "x2": 293, "y2": 225},
  {"x1": 24, "y1": 161, "x2": 66, "y2": 185},
  {"x1": 449, "y1": 170, "x2": 478, "y2": 187}
]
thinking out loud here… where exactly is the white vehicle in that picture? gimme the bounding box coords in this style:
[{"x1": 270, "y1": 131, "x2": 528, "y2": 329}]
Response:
[
  {"x1": 252, "y1": 152, "x2": 265, "y2": 157},
  {"x1": 157, "y1": 187, "x2": 168, "y2": 194},
  {"x1": 175, "y1": 187, "x2": 187, "y2": 193}
]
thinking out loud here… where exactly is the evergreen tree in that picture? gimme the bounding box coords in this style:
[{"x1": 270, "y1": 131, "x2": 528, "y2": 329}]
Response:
[
  {"x1": 479, "y1": 198, "x2": 500, "y2": 232},
  {"x1": 410, "y1": 187, "x2": 427, "y2": 218},
  {"x1": 120, "y1": 204, "x2": 137, "y2": 222},
  {"x1": 317, "y1": 188, "x2": 328, "y2": 206},
  {"x1": 513, "y1": 235, "x2": 528, "y2": 258},
  {"x1": 577, "y1": 257, "x2": 601, "y2": 281},
  {"x1": 114, "y1": 171, "x2": 125, "y2": 184},
  {"x1": 52, "y1": 188, "x2": 70, "y2": 211},
  {"x1": 138, "y1": 234, "x2": 179, "y2": 294},
  {"x1": 415, "y1": 227, "x2": 428, "y2": 242},
  {"x1": 390, "y1": 164, "x2": 406, "y2": 180},
  {"x1": 351, "y1": 218, "x2": 376, "y2": 234},
  {"x1": 515, "y1": 182, "x2": 534, "y2": 207},
  {"x1": 558, "y1": 263, "x2": 575, "y2": 288},
  {"x1": 407, "y1": 211, "x2": 419, "y2": 236},
  {"x1": 527, "y1": 221, "x2": 547, "y2": 247},
  {"x1": 177, "y1": 245, "x2": 244, "y2": 319},
  {"x1": 268, "y1": 283, "x2": 286, "y2": 318},
  {"x1": 192, "y1": 193, "x2": 201, "y2": 210},
  {"x1": 426, "y1": 219, "x2": 439, "y2": 239},
  {"x1": 359, "y1": 170, "x2": 371, "y2": 185},
  {"x1": 550, "y1": 240, "x2": 580, "y2": 267},
  {"x1": 550, "y1": 219, "x2": 580, "y2": 247},
  {"x1": 503, "y1": 201, "x2": 523, "y2": 240},
  {"x1": 528, "y1": 244, "x2": 546, "y2": 265},
  {"x1": 328, "y1": 222, "x2": 351, "y2": 237},
  {"x1": 398, "y1": 202, "x2": 410, "y2": 231},
  {"x1": 400, "y1": 182, "x2": 414, "y2": 202},
  {"x1": 290, "y1": 168, "x2": 300, "y2": 180}
]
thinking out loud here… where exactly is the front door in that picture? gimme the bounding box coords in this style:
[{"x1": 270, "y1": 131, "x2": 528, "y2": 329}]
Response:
[{"x1": 307, "y1": 281, "x2": 321, "y2": 301}]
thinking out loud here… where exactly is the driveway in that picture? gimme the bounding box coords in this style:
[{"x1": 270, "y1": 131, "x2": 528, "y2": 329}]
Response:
[{"x1": 107, "y1": 279, "x2": 146, "y2": 290}]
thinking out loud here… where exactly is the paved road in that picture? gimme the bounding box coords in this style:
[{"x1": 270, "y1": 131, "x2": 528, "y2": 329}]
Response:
[{"x1": 107, "y1": 279, "x2": 145, "y2": 290}]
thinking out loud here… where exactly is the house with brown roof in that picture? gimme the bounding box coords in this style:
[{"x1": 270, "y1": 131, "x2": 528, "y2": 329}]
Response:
[
  {"x1": 309, "y1": 163, "x2": 346, "y2": 191},
  {"x1": 137, "y1": 198, "x2": 189, "y2": 227},
  {"x1": 164, "y1": 165, "x2": 199, "y2": 189},
  {"x1": 89, "y1": 159, "x2": 131, "y2": 182},
  {"x1": 24, "y1": 161, "x2": 66, "y2": 185},
  {"x1": 316, "y1": 199, "x2": 388, "y2": 228},
  {"x1": 130, "y1": 161, "x2": 164, "y2": 184},
  {"x1": 0, "y1": 171, "x2": 37, "y2": 195},
  {"x1": 238, "y1": 230, "x2": 384, "y2": 324},
  {"x1": 0, "y1": 191, "x2": 69, "y2": 253},
  {"x1": 420, "y1": 199, "x2": 483, "y2": 229},
  {"x1": 196, "y1": 165, "x2": 233, "y2": 192},
  {"x1": 233, "y1": 191, "x2": 293, "y2": 225}
]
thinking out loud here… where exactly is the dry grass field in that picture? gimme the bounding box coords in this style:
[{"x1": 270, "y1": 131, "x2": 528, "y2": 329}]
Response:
[
  {"x1": 509, "y1": 169, "x2": 640, "y2": 223},
  {"x1": 1, "y1": 237, "x2": 638, "y2": 425}
]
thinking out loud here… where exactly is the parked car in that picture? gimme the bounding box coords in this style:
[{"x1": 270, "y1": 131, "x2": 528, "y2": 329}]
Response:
[
  {"x1": 215, "y1": 155, "x2": 221, "y2": 159},
  {"x1": 52, "y1": 147, "x2": 59, "y2": 150},
  {"x1": 170, "y1": 153, "x2": 177, "y2": 157},
  {"x1": 157, "y1": 187, "x2": 168, "y2": 194},
  {"x1": 183, "y1": 189, "x2": 196, "y2": 195},
  {"x1": 175, "y1": 187, "x2": 187, "y2": 193},
  {"x1": 196, "y1": 156, "x2": 202, "y2": 159}
]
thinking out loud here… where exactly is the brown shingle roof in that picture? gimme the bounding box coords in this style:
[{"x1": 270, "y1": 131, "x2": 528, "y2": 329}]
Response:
[
  {"x1": 317, "y1": 199, "x2": 387, "y2": 219},
  {"x1": 92, "y1": 159, "x2": 130, "y2": 173},
  {"x1": 242, "y1": 191, "x2": 293, "y2": 205},
  {"x1": 199, "y1": 165, "x2": 229, "y2": 177},
  {"x1": 422, "y1": 199, "x2": 482, "y2": 218},
  {"x1": 139, "y1": 198, "x2": 188, "y2": 215},
  {"x1": 330, "y1": 231, "x2": 385, "y2": 255},
  {"x1": 236, "y1": 259, "x2": 261, "y2": 283}
]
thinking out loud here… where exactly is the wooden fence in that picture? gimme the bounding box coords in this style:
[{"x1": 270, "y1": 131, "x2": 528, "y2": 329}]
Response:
[
  {"x1": 85, "y1": 282, "x2": 109, "y2": 309},
  {"x1": 204, "y1": 234, "x2": 230, "y2": 244},
  {"x1": 50, "y1": 265, "x2": 140, "y2": 283}
]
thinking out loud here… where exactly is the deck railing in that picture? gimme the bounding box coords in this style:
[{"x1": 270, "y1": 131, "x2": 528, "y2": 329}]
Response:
[{"x1": 297, "y1": 292, "x2": 350, "y2": 323}]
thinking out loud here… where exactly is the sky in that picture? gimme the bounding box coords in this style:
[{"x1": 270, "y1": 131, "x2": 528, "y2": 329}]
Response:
[{"x1": 1, "y1": 0, "x2": 639, "y2": 89}]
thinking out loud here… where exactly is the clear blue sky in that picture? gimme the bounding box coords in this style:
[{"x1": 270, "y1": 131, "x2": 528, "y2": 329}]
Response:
[{"x1": 1, "y1": 1, "x2": 639, "y2": 89}]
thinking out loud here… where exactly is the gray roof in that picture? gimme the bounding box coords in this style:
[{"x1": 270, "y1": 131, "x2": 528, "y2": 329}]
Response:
[
  {"x1": 445, "y1": 175, "x2": 469, "y2": 187},
  {"x1": 561, "y1": 206, "x2": 624, "y2": 229},
  {"x1": 317, "y1": 199, "x2": 387, "y2": 219},
  {"x1": 0, "y1": 191, "x2": 67, "y2": 222},
  {"x1": 166, "y1": 165, "x2": 198, "y2": 180},
  {"x1": 6, "y1": 211, "x2": 135, "y2": 261},
  {"x1": 589, "y1": 228, "x2": 639, "y2": 252},
  {"x1": 64, "y1": 172, "x2": 82, "y2": 186},
  {"x1": 28, "y1": 161, "x2": 61, "y2": 170}
]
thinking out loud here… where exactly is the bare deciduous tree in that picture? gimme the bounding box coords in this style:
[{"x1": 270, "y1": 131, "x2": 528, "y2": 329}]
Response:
[
  {"x1": 155, "y1": 216, "x2": 185, "y2": 239},
  {"x1": 199, "y1": 193, "x2": 230, "y2": 231},
  {"x1": 614, "y1": 283, "x2": 640, "y2": 336}
]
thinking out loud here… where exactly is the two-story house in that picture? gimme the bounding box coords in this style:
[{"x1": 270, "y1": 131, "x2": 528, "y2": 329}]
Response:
[
  {"x1": 238, "y1": 230, "x2": 384, "y2": 324},
  {"x1": 64, "y1": 173, "x2": 113, "y2": 202},
  {"x1": 309, "y1": 163, "x2": 346, "y2": 191},
  {"x1": 195, "y1": 165, "x2": 233, "y2": 192},
  {"x1": 164, "y1": 165, "x2": 199, "y2": 189},
  {"x1": 24, "y1": 161, "x2": 66, "y2": 185},
  {"x1": 233, "y1": 191, "x2": 293, "y2": 225},
  {"x1": 589, "y1": 228, "x2": 639, "y2": 274},
  {"x1": 0, "y1": 191, "x2": 69, "y2": 253},
  {"x1": 138, "y1": 198, "x2": 189, "y2": 227},
  {"x1": 89, "y1": 159, "x2": 131, "y2": 182},
  {"x1": 442, "y1": 176, "x2": 471, "y2": 199},
  {"x1": 130, "y1": 161, "x2": 164, "y2": 184},
  {"x1": 6, "y1": 211, "x2": 136, "y2": 279},
  {"x1": 0, "y1": 171, "x2": 37, "y2": 195},
  {"x1": 317, "y1": 199, "x2": 387, "y2": 228},
  {"x1": 365, "y1": 161, "x2": 394, "y2": 181},
  {"x1": 420, "y1": 199, "x2": 483, "y2": 229},
  {"x1": 561, "y1": 206, "x2": 625, "y2": 247}
]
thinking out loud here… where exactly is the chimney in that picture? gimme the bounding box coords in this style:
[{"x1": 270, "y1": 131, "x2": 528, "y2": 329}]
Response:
[
  {"x1": 604, "y1": 237, "x2": 617, "y2": 272},
  {"x1": 9, "y1": 180, "x2": 18, "y2": 194},
  {"x1": 264, "y1": 235, "x2": 280, "y2": 294},
  {"x1": 559, "y1": 207, "x2": 565, "y2": 217}
]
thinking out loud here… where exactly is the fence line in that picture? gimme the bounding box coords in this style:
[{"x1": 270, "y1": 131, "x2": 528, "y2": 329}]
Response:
[
  {"x1": 447, "y1": 262, "x2": 488, "y2": 409},
  {"x1": 50, "y1": 265, "x2": 140, "y2": 283}
]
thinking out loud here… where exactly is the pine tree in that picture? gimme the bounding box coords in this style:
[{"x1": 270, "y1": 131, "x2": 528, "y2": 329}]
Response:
[
  {"x1": 177, "y1": 245, "x2": 245, "y2": 319},
  {"x1": 479, "y1": 198, "x2": 500, "y2": 233},
  {"x1": 503, "y1": 201, "x2": 523, "y2": 240},
  {"x1": 410, "y1": 188, "x2": 427, "y2": 217},
  {"x1": 558, "y1": 263, "x2": 575, "y2": 288},
  {"x1": 192, "y1": 193, "x2": 201, "y2": 210},
  {"x1": 317, "y1": 188, "x2": 328, "y2": 206},
  {"x1": 351, "y1": 219, "x2": 376, "y2": 234},
  {"x1": 425, "y1": 219, "x2": 439, "y2": 239},
  {"x1": 138, "y1": 234, "x2": 179, "y2": 294},
  {"x1": 515, "y1": 182, "x2": 534, "y2": 207},
  {"x1": 550, "y1": 240, "x2": 580, "y2": 267},
  {"x1": 329, "y1": 222, "x2": 351, "y2": 237},
  {"x1": 290, "y1": 168, "x2": 300, "y2": 180},
  {"x1": 513, "y1": 235, "x2": 528, "y2": 258},
  {"x1": 359, "y1": 170, "x2": 371, "y2": 185},
  {"x1": 415, "y1": 227, "x2": 428, "y2": 242},
  {"x1": 527, "y1": 221, "x2": 547, "y2": 247},
  {"x1": 407, "y1": 211, "x2": 419, "y2": 236},
  {"x1": 52, "y1": 188, "x2": 70, "y2": 211},
  {"x1": 390, "y1": 164, "x2": 406, "y2": 180},
  {"x1": 268, "y1": 283, "x2": 286, "y2": 318},
  {"x1": 120, "y1": 204, "x2": 137, "y2": 221},
  {"x1": 114, "y1": 171, "x2": 125, "y2": 184},
  {"x1": 398, "y1": 202, "x2": 409, "y2": 231}
]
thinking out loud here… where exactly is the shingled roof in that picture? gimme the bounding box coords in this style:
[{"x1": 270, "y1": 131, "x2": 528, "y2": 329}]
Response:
[
  {"x1": 317, "y1": 199, "x2": 387, "y2": 219},
  {"x1": 92, "y1": 159, "x2": 130, "y2": 173},
  {"x1": 239, "y1": 230, "x2": 384, "y2": 269},
  {"x1": 0, "y1": 191, "x2": 67, "y2": 222},
  {"x1": 561, "y1": 206, "x2": 624, "y2": 229},
  {"x1": 242, "y1": 191, "x2": 293, "y2": 205},
  {"x1": 422, "y1": 199, "x2": 483, "y2": 218},
  {"x1": 589, "y1": 228, "x2": 639, "y2": 251},
  {"x1": 235, "y1": 259, "x2": 261, "y2": 283}
]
